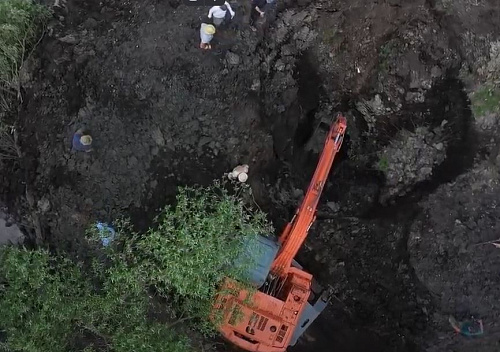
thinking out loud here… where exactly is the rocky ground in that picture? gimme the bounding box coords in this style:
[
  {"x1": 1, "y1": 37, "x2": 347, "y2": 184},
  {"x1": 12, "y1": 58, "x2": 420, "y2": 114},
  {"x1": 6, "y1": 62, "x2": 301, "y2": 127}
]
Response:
[{"x1": 1, "y1": 0, "x2": 499, "y2": 351}]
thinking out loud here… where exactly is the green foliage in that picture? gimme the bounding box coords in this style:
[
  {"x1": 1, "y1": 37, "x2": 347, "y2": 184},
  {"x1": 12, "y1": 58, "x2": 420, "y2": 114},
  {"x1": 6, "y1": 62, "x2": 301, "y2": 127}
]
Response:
[
  {"x1": 0, "y1": 248, "x2": 86, "y2": 352},
  {"x1": 377, "y1": 154, "x2": 389, "y2": 172},
  {"x1": 0, "y1": 0, "x2": 48, "y2": 84},
  {"x1": 134, "y1": 181, "x2": 271, "y2": 330},
  {"x1": 85, "y1": 181, "x2": 270, "y2": 332},
  {"x1": 378, "y1": 40, "x2": 398, "y2": 74},
  {"x1": 470, "y1": 85, "x2": 500, "y2": 117},
  {"x1": 0, "y1": 181, "x2": 271, "y2": 350},
  {"x1": 0, "y1": 246, "x2": 192, "y2": 352}
]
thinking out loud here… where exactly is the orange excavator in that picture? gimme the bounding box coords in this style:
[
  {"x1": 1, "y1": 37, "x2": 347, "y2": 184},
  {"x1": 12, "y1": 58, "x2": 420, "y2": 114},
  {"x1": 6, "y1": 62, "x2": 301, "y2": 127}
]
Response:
[{"x1": 212, "y1": 114, "x2": 347, "y2": 352}]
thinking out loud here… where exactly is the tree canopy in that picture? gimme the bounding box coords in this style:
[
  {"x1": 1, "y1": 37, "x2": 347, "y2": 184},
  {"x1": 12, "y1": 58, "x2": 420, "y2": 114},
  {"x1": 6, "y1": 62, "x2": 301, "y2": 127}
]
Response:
[{"x1": 0, "y1": 181, "x2": 272, "y2": 351}]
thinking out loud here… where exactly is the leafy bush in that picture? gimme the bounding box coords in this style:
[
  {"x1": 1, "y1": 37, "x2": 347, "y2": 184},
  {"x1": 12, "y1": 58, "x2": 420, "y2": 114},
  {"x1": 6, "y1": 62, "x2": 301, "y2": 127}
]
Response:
[
  {"x1": 106, "y1": 181, "x2": 272, "y2": 330},
  {"x1": 0, "y1": 181, "x2": 272, "y2": 350},
  {"x1": 376, "y1": 154, "x2": 389, "y2": 172},
  {"x1": 0, "y1": 0, "x2": 48, "y2": 84},
  {"x1": 470, "y1": 85, "x2": 500, "y2": 117},
  {"x1": 0, "y1": 247, "x2": 192, "y2": 352}
]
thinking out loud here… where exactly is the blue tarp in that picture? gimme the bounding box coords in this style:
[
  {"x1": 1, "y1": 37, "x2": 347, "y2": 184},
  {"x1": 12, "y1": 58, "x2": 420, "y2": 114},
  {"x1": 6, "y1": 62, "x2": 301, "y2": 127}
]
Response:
[{"x1": 96, "y1": 222, "x2": 116, "y2": 247}]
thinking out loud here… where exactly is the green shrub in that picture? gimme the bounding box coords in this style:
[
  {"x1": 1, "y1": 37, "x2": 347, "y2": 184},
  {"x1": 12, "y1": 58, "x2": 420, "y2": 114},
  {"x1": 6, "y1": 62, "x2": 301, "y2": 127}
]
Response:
[
  {"x1": 377, "y1": 154, "x2": 389, "y2": 172},
  {"x1": 0, "y1": 248, "x2": 86, "y2": 352},
  {"x1": 0, "y1": 181, "x2": 271, "y2": 350},
  {"x1": 0, "y1": 247, "x2": 192, "y2": 352},
  {"x1": 0, "y1": 0, "x2": 48, "y2": 85},
  {"x1": 86, "y1": 181, "x2": 271, "y2": 333},
  {"x1": 470, "y1": 85, "x2": 500, "y2": 117},
  {"x1": 133, "y1": 181, "x2": 271, "y2": 330}
]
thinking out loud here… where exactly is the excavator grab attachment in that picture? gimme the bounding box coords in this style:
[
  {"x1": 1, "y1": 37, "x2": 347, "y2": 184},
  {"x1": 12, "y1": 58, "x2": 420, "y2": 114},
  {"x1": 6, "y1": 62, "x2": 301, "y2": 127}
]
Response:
[{"x1": 212, "y1": 114, "x2": 347, "y2": 352}]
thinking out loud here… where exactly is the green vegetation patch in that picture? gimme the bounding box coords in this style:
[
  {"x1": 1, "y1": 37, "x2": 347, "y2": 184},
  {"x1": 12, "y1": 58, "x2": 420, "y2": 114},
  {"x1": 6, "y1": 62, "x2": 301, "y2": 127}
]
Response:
[
  {"x1": 470, "y1": 85, "x2": 500, "y2": 117},
  {"x1": 0, "y1": 181, "x2": 271, "y2": 351},
  {"x1": 377, "y1": 154, "x2": 389, "y2": 173},
  {"x1": 0, "y1": 247, "x2": 191, "y2": 352},
  {"x1": 0, "y1": 0, "x2": 49, "y2": 84},
  {"x1": 378, "y1": 40, "x2": 398, "y2": 74},
  {"x1": 132, "y1": 181, "x2": 271, "y2": 331}
]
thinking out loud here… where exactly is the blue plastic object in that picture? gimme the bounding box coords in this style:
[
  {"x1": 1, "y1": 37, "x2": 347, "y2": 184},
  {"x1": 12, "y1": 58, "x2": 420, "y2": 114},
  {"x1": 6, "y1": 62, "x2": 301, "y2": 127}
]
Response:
[{"x1": 96, "y1": 222, "x2": 116, "y2": 247}]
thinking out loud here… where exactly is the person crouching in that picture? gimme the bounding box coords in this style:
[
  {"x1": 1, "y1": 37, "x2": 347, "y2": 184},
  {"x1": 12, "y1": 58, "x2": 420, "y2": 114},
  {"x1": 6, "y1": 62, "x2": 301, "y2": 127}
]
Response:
[{"x1": 200, "y1": 23, "x2": 216, "y2": 50}]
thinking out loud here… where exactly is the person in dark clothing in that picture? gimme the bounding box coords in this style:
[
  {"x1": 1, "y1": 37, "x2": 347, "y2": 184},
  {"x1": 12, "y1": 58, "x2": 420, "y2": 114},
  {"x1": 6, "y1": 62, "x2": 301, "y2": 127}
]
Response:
[
  {"x1": 249, "y1": 0, "x2": 266, "y2": 31},
  {"x1": 72, "y1": 128, "x2": 93, "y2": 152}
]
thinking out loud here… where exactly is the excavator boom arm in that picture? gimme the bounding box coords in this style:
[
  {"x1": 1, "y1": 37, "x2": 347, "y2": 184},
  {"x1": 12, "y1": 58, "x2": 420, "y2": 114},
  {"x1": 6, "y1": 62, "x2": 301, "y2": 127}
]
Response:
[{"x1": 271, "y1": 115, "x2": 347, "y2": 276}]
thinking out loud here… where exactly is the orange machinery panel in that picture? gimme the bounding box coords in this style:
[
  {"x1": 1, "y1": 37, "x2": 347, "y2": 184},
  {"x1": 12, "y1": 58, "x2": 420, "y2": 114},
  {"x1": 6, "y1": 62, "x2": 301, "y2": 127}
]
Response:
[{"x1": 214, "y1": 266, "x2": 312, "y2": 352}]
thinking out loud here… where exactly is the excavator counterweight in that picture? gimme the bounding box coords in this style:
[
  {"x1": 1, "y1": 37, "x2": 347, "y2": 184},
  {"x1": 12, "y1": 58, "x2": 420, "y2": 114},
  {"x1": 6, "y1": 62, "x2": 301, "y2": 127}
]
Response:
[{"x1": 212, "y1": 115, "x2": 347, "y2": 352}]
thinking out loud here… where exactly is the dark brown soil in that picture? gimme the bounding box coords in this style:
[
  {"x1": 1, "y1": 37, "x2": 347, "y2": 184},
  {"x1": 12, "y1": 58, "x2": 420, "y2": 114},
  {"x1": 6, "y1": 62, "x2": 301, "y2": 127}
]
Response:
[{"x1": 2, "y1": 0, "x2": 500, "y2": 351}]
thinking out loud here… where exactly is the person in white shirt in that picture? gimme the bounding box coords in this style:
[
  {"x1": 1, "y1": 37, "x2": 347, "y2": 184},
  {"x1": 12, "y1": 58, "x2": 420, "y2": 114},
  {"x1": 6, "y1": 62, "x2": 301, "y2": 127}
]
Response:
[{"x1": 208, "y1": 1, "x2": 235, "y2": 27}]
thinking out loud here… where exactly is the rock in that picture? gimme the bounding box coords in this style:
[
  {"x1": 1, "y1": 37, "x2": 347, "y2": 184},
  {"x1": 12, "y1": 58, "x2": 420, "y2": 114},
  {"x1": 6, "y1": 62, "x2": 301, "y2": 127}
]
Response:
[
  {"x1": 251, "y1": 79, "x2": 261, "y2": 91},
  {"x1": 433, "y1": 142, "x2": 444, "y2": 151},
  {"x1": 84, "y1": 18, "x2": 98, "y2": 29},
  {"x1": 75, "y1": 53, "x2": 92, "y2": 65},
  {"x1": 405, "y1": 91, "x2": 425, "y2": 103},
  {"x1": 281, "y1": 44, "x2": 295, "y2": 56},
  {"x1": 418, "y1": 167, "x2": 433, "y2": 178},
  {"x1": 294, "y1": 26, "x2": 316, "y2": 49},
  {"x1": 198, "y1": 136, "x2": 212, "y2": 149},
  {"x1": 378, "y1": 126, "x2": 447, "y2": 203},
  {"x1": 151, "y1": 127, "x2": 165, "y2": 146},
  {"x1": 372, "y1": 94, "x2": 385, "y2": 114},
  {"x1": 0, "y1": 213, "x2": 23, "y2": 245},
  {"x1": 58, "y1": 34, "x2": 78, "y2": 44},
  {"x1": 326, "y1": 201, "x2": 340, "y2": 212},
  {"x1": 37, "y1": 198, "x2": 51, "y2": 213},
  {"x1": 292, "y1": 188, "x2": 304, "y2": 198},
  {"x1": 226, "y1": 51, "x2": 240, "y2": 66},
  {"x1": 430, "y1": 66, "x2": 442, "y2": 78},
  {"x1": 128, "y1": 156, "x2": 138, "y2": 167},
  {"x1": 275, "y1": 59, "x2": 286, "y2": 71}
]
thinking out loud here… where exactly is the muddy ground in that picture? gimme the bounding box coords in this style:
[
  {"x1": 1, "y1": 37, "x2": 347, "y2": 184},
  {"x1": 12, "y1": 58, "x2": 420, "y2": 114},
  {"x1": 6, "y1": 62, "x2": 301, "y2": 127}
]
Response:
[{"x1": 1, "y1": 0, "x2": 500, "y2": 351}]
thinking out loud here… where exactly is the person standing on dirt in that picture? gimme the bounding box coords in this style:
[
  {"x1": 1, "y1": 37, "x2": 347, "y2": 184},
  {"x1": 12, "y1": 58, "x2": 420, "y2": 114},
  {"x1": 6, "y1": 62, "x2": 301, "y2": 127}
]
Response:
[
  {"x1": 208, "y1": 1, "x2": 235, "y2": 27},
  {"x1": 72, "y1": 128, "x2": 93, "y2": 152},
  {"x1": 249, "y1": 0, "x2": 266, "y2": 32},
  {"x1": 200, "y1": 23, "x2": 216, "y2": 50}
]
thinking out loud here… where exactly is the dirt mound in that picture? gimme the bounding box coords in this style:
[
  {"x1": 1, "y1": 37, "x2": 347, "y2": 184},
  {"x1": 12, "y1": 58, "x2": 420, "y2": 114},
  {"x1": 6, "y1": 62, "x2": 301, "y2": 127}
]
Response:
[{"x1": 409, "y1": 163, "x2": 500, "y2": 351}]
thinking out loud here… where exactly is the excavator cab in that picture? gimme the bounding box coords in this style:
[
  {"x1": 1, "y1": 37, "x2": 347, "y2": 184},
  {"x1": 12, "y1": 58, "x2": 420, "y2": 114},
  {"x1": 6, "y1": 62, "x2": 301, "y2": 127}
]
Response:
[
  {"x1": 213, "y1": 115, "x2": 347, "y2": 352},
  {"x1": 233, "y1": 235, "x2": 279, "y2": 288},
  {"x1": 231, "y1": 234, "x2": 332, "y2": 348}
]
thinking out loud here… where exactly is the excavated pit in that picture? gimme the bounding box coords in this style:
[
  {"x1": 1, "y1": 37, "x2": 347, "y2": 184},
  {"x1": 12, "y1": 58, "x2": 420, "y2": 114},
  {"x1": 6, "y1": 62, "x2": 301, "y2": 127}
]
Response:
[{"x1": 1, "y1": 0, "x2": 499, "y2": 351}]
